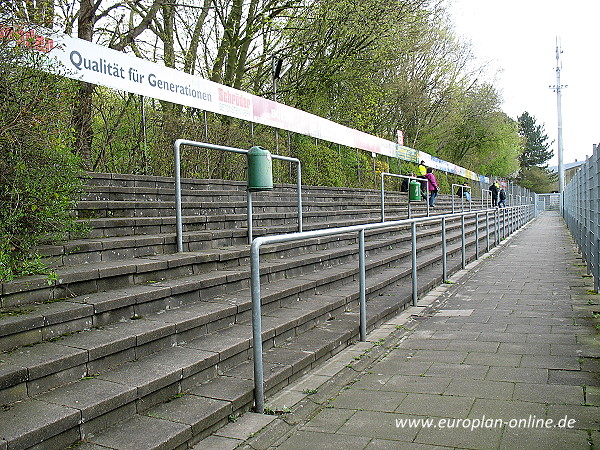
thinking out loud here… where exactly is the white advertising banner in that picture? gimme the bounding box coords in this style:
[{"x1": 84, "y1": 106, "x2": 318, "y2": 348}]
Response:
[{"x1": 4, "y1": 25, "x2": 490, "y2": 181}]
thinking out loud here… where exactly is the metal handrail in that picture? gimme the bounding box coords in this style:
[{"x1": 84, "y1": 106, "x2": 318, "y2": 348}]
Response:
[
  {"x1": 173, "y1": 139, "x2": 302, "y2": 250},
  {"x1": 452, "y1": 183, "x2": 472, "y2": 213},
  {"x1": 249, "y1": 204, "x2": 534, "y2": 411},
  {"x1": 380, "y1": 172, "x2": 423, "y2": 221},
  {"x1": 481, "y1": 188, "x2": 493, "y2": 208}
]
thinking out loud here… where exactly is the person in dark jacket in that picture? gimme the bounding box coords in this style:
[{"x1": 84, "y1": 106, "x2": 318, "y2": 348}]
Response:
[
  {"x1": 456, "y1": 182, "x2": 471, "y2": 202},
  {"x1": 401, "y1": 173, "x2": 416, "y2": 192},
  {"x1": 489, "y1": 182, "x2": 499, "y2": 207},
  {"x1": 498, "y1": 188, "x2": 507, "y2": 208}
]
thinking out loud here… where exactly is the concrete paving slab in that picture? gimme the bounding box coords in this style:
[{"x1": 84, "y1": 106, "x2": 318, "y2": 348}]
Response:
[
  {"x1": 414, "y1": 423, "x2": 503, "y2": 449},
  {"x1": 192, "y1": 435, "x2": 242, "y2": 450},
  {"x1": 513, "y1": 383, "x2": 585, "y2": 405},
  {"x1": 336, "y1": 410, "x2": 421, "y2": 441},
  {"x1": 278, "y1": 430, "x2": 371, "y2": 450},
  {"x1": 331, "y1": 388, "x2": 406, "y2": 412},
  {"x1": 299, "y1": 407, "x2": 355, "y2": 433},
  {"x1": 214, "y1": 412, "x2": 276, "y2": 440},
  {"x1": 443, "y1": 378, "x2": 514, "y2": 400},
  {"x1": 499, "y1": 427, "x2": 591, "y2": 450},
  {"x1": 364, "y1": 439, "x2": 447, "y2": 450},
  {"x1": 396, "y1": 393, "x2": 474, "y2": 419}
]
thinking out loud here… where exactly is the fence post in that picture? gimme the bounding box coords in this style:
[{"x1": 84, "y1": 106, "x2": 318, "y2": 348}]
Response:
[
  {"x1": 485, "y1": 211, "x2": 490, "y2": 252},
  {"x1": 250, "y1": 240, "x2": 265, "y2": 413},
  {"x1": 442, "y1": 217, "x2": 447, "y2": 281},
  {"x1": 475, "y1": 213, "x2": 479, "y2": 259},
  {"x1": 359, "y1": 229, "x2": 367, "y2": 341},
  {"x1": 461, "y1": 215, "x2": 466, "y2": 269},
  {"x1": 411, "y1": 221, "x2": 418, "y2": 306}
]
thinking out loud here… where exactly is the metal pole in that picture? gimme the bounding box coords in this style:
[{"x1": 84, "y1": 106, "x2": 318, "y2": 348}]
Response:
[
  {"x1": 174, "y1": 140, "x2": 184, "y2": 252},
  {"x1": 250, "y1": 241, "x2": 265, "y2": 413},
  {"x1": 442, "y1": 217, "x2": 447, "y2": 281},
  {"x1": 411, "y1": 221, "x2": 418, "y2": 306},
  {"x1": 381, "y1": 173, "x2": 385, "y2": 222},
  {"x1": 297, "y1": 162, "x2": 303, "y2": 232},
  {"x1": 485, "y1": 211, "x2": 490, "y2": 252},
  {"x1": 461, "y1": 215, "x2": 466, "y2": 269},
  {"x1": 475, "y1": 213, "x2": 479, "y2": 259},
  {"x1": 358, "y1": 229, "x2": 367, "y2": 341},
  {"x1": 555, "y1": 41, "x2": 565, "y2": 213},
  {"x1": 247, "y1": 192, "x2": 253, "y2": 244}
]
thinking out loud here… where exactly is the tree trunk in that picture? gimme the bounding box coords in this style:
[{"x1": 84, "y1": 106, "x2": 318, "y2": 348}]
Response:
[{"x1": 72, "y1": 0, "x2": 96, "y2": 169}]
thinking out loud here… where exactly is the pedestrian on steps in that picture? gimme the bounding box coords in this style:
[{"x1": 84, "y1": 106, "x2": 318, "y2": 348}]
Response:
[{"x1": 425, "y1": 167, "x2": 439, "y2": 207}]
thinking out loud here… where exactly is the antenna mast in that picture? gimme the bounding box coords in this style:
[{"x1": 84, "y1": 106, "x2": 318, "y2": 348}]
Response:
[{"x1": 550, "y1": 38, "x2": 567, "y2": 212}]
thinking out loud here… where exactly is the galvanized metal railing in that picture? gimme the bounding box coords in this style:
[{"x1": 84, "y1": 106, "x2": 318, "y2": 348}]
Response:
[
  {"x1": 173, "y1": 140, "x2": 302, "y2": 250},
  {"x1": 249, "y1": 204, "x2": 534, "y2": 412},
  {"x1": 563, "y1": 145, "x2": 599, "y2": 292},
  {"x1": 452, "y1": 183, "x2": 472, "y2": 213},
  {"x1": 380, "y1": 172, "x2": 424, "y2": 220}
]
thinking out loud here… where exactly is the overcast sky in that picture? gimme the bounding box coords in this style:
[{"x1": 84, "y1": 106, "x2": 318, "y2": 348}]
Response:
[{"x1": 447, "y1": 0, "x2": 599, "y2": 166}]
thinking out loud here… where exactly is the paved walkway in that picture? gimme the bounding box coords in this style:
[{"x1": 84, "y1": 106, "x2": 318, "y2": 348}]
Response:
[{"x1": 199, "y1": 211, "x2": 599, "y2": 450}]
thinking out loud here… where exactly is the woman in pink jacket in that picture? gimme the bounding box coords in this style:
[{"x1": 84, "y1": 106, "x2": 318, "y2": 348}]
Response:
[{"x1": 425, "y1": 167, "x2": 439, "y2": 207}]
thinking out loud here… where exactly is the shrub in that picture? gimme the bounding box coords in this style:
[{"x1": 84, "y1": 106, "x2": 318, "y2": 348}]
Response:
[{"x1": 0, "y1": 24, "x2": 86, "y2": 282}]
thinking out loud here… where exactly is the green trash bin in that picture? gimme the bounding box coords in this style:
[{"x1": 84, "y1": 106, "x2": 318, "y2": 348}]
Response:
[
  {"x1": 247, "y1": 146, "x2": 273, "y2": 192},
  {"x1": 409, "y1": 179, "x2": 421, "y2": 201}
]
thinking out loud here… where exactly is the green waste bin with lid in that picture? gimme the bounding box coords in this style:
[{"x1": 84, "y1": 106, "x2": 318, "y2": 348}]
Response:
[
  {"x1": 247, "y1": 146, "x2": 273, "y2": 192},
  {"x1": 409, "y1": 179, "x2": 421, "y2": 201}
]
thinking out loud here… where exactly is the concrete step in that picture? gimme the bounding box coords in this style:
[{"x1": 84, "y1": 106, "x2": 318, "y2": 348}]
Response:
[
  {"x1": 0, "y1": 215, "x2": 485, "y2": 353},
  {"x1": 0, "y1": 220, "x2": 483, "y2": 409},
  {"x1": 1, "y1": 202, "x2": 470, "y2": 308},
  {"x1": 38, "y1": 207, "x2": 419, "y2": 265}
]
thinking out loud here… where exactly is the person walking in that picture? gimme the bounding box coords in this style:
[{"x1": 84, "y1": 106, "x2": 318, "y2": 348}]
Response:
[
  {"x1": 489, "y1": 181, "x2": 499, "y2": 207},
  {"x1": 425, "y1": 167, "x2": 439, "y2": 207},
  {"x1": 456, "y1": 182, "x2": 471, "y2": 202},
  {"x1": 498, "y1": 188, "x2": 507, "y2": 208},
  {"x1": 417, "y1": 161, "x2": 428, "y2": 200},
  {"x1": 401, "y1": 173, "x2": 415, "y2": 192}
]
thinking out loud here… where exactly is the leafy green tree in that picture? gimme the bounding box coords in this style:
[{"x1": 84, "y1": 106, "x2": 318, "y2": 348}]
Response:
[
  {"x1": 0, "y1": 26, "x2": 86, "y2": 281},
  {"x1": 517, "y1": 166, "x2": 558, "y2": 193},
  {"x1": 517, "y1": 111, "x2": 553, "y2": 167}
]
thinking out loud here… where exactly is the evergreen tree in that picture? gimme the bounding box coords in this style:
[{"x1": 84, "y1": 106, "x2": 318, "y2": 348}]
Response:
[{"x1": 517, "y1": 111, "x2": 553, "y2": 167}]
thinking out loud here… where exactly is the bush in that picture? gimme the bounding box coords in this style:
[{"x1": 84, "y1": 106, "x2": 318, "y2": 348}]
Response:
[{"x1": 0, "y1": 25, "x2": 86, "y2": 282}]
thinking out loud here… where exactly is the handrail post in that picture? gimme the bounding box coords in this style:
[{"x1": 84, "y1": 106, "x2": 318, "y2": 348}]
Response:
[
  {"x1": 250, "y1": 240, "x2": 265, "y2": 413},
  {"x1": 441, "y1": 217, "x2": 447, "y2": 281},
  {"x1": 485, "y1": 210, "x2": 490, "y2": 252},
  {"x1": 475, "y1": 212, "x2": 479, "y2": 259},
  {"x1": 380, "y1": 173, "x2": 385, "y2": 222},
  {"x1": 494, "y1": 208, "x2": 499, "y2": 246},
  {"x1": 461, "y1": 214, "x2": 466, "y2": 269},
  {"x1": 247, "y1": 192, "x2": 253, "y2": 243},
  {"x1": 358, "y1": 229, "x2": 367, "y2": 341},
  {"x1": 296, "y1": 161, "x2": 303, "y2": 232},
  {"x1": 411, "y1": 221, "x2": 418, "y2": 306},
  {"x1": 174, "y1": 140, "x2": 184, "y2": 252}
]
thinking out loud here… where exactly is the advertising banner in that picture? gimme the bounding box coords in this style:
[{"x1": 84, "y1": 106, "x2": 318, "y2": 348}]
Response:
[{"x1": 3, "y1": 25, "x2": 485, "y2": 181}]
